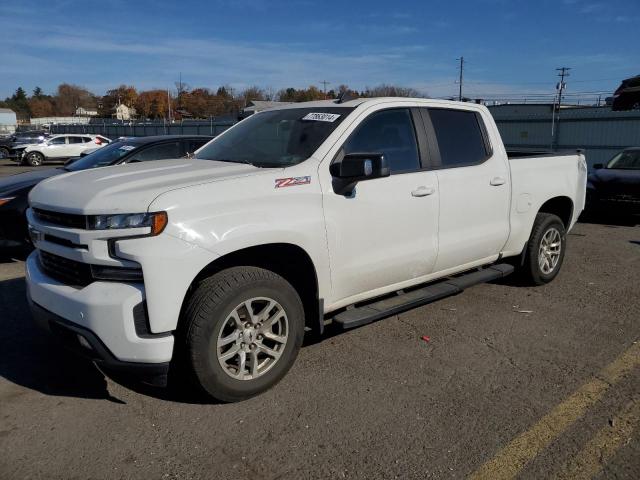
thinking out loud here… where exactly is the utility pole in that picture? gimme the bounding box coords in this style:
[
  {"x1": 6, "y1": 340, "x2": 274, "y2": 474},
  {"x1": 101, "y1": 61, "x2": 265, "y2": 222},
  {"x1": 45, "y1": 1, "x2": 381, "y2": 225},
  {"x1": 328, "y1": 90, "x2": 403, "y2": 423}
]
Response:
[
  {"x1": 551, "y1": 67, "x2": 570, "y2": 150},
  {"x1": 457, "y1": 56, "x2": 464, "y2": 101},
  {"x1": 320, "y1": 80, "x2": 330, "y2": 97}
]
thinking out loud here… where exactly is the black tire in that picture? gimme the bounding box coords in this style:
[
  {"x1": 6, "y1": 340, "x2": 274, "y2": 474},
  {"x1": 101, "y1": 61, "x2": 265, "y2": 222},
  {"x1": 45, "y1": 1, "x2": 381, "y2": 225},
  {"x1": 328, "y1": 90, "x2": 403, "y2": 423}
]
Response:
[
  {"x1": 0, "y1": 147, "x2": 9, "y2": 159},
  {"x1": 26, "y1": 152, "x2": 44, "y2": 166},
  {"x1": 181, "y1": 266, "x2": 305, "y2": 402},
  {"x1": 520, "y1": 213, "x2": 567, "y2": 285}
]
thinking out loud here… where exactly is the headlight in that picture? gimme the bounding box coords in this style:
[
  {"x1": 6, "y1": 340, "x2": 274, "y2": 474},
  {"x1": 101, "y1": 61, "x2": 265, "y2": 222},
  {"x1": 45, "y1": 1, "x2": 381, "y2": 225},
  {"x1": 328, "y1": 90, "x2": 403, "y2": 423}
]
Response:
[
  {"x1": 87, "y1": 211, "x2": 167, "y2": 235},
  {"x1": 0, "y1": 197, "x2": 16, "y2": 207}
]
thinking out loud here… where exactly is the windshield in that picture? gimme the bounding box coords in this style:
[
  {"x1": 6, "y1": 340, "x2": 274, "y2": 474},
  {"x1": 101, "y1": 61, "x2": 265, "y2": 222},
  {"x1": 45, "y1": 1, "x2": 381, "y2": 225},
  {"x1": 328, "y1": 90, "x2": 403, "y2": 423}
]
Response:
[
  {"x1": 606, "y1": 150, "x2": 640, "y2": 170},
  {"x1": 65, "y1": 141, "x2": 138, "y2": 171},
  {"x1": 195, "y1": 107, "x2": 353, "y2": 167}
]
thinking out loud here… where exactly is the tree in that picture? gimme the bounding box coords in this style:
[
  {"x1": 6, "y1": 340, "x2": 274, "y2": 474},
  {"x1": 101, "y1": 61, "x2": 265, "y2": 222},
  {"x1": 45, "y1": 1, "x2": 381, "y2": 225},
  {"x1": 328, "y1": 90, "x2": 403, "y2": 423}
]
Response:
[
  {"x1": 53, "y1": 83, "x2": 96, "y2": 116},
  {"x1": 239, "y1": 86, "x2": 266, "y2": 106},
  {"x1": 29, "y1": 98, "x2": 54, "y2": 117},
  {"x1": 136, "y1": 90, "x2": 170, "y2": 119},
  {"x1": 3, "y1": 87, "x2": 31, "y2": 120},
  {"x1": 32, "y1": 86, "x2": 44, "y2": 99},
  {"x1": 276, "y1": 86, "x2": 326, "y2": 102},
  {"x1": 100, "y1": 85, "x2": 138, "y2": 116},
  {"x1": 362, "y1": 84, "x2": 425, "y2": 98}
]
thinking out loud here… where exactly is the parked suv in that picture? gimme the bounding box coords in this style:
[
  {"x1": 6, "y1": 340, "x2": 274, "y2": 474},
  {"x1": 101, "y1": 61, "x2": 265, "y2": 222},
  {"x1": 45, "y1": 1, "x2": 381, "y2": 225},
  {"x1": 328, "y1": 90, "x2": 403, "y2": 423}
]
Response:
[{"x1": 21, "y1": 134, "x2": 111, "y2": 166}]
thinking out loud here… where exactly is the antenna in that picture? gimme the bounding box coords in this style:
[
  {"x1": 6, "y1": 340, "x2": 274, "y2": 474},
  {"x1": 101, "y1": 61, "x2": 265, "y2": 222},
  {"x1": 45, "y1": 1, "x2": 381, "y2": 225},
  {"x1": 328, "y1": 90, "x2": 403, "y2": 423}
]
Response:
[{"x1": 457, "y1": 56, "x2": 464, "y2": 101}]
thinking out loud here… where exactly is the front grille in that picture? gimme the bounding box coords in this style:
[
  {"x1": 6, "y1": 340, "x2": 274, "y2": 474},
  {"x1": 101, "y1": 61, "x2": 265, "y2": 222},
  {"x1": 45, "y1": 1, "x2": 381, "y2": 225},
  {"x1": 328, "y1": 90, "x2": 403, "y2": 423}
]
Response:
[
  {"x1": 39, "y1": 250, "x2": 93, "y2": 287},
  {"x1": 38, "y1": 250, "x2": 143, "y2": 287},
  {"x1": 33, "y1": 208, "x2": 87, "y2": 229}
]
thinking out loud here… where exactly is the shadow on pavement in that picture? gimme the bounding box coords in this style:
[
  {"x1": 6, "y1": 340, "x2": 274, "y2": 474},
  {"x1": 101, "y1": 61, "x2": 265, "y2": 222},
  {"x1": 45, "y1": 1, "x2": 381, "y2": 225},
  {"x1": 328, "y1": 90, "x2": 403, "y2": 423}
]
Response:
[
  {"x1": 578, "y1": 211, "x2": 639, "y2": 227},
  {"x1": 0, "y1": 277, "x2": 125, "y2": 403}
]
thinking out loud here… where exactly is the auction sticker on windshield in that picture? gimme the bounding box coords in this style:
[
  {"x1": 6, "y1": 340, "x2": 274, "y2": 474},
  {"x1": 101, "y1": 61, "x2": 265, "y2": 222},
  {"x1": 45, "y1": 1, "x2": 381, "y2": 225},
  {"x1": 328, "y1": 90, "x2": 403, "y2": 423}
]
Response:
[{"x1": 301, "y1": 112, "x2": 341, "y2": 122}]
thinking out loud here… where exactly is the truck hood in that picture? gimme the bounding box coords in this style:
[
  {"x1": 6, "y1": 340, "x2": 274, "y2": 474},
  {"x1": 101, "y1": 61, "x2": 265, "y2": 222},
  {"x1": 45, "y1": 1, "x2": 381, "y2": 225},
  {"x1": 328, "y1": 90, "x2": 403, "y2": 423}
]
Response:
[{"x1": 29, "y1": 159, "x2": 262, "y2": 214}]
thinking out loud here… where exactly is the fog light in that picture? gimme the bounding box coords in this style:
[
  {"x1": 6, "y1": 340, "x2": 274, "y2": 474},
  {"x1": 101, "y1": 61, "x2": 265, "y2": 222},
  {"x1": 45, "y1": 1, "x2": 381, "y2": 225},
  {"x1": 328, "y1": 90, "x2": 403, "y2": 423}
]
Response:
[{"x1": 77, "y1": 334, "x2": 92, "y2": 350}]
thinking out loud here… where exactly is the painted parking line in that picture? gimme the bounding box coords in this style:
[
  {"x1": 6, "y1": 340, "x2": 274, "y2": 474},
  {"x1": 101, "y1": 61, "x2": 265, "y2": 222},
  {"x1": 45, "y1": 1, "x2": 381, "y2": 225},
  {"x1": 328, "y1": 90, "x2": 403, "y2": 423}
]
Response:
[
  {"x1": 555, "y1": 398, "x2": 640, "y2": 480},
  {"x1": 469, "y1": 341, "x2": 640, "y2": 480}
]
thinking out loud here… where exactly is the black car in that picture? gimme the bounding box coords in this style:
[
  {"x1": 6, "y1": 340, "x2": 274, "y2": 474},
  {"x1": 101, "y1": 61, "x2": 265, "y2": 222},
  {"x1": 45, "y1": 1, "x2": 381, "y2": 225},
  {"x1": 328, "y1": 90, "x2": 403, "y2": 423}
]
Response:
[
  {"x1": 0, "y1": 130, "x2": 49, "y2": 159},
  {"x1": 612, "y1": 75, "x2": 640, "y2": 111},
  {"x1": 586, "y1": 148, "x2": 640, "y2": 216},
  {"x1": 0, "y1": 135, "x2": 212, "y2": 249}
]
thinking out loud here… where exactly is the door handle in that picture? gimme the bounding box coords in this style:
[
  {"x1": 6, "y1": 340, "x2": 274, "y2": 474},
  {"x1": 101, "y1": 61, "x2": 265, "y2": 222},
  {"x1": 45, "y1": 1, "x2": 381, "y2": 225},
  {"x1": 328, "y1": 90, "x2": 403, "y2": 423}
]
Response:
[
  {"x1": 411, "y1": 186, "x2": 435, "y2": 197},
  {"x1": 490, "y1": 176, "x2": 506, "y2": 186}
]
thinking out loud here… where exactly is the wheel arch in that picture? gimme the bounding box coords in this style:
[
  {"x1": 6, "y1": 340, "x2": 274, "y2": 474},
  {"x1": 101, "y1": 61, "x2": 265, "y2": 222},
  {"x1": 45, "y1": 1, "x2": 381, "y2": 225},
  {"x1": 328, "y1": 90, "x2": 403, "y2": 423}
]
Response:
[
  {"x1": 179, "y1": 243, "x2": 323, "y2": 336},
  {"x1": 538, "y1": 195, "x2": 574, "y2": 228}
]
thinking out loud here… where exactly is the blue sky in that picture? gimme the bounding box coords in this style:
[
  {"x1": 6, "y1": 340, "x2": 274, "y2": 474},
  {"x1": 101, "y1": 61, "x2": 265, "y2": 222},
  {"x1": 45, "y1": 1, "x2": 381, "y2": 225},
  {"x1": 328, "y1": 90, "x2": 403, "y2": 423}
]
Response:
[{"x1": 1, "y1": 0, "x2": 638, "y2": 101}]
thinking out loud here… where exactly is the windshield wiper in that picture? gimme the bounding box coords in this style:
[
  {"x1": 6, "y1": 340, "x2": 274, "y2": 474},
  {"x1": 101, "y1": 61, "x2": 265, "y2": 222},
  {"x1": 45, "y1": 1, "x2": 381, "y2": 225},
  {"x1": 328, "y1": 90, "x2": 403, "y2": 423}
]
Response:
[{"x1": 206, "y1": 158, "x2": 256, "y2": 167}]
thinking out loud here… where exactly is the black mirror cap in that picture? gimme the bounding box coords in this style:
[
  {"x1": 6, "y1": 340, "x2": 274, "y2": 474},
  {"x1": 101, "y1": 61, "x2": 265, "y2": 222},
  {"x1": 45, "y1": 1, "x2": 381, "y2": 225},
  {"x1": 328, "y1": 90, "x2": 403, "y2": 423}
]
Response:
[
  {"x1": 330, "y1": 153, "x2": 390, "y2": 180},
  {"x1": 593, "y1": 163, "x2": 604, "y2": 170}
]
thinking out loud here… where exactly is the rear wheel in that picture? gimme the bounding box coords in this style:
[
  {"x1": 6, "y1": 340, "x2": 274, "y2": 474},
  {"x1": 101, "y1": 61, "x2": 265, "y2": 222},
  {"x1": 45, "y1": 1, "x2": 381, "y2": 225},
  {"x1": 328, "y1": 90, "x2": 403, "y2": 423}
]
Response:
[
  {"x1": 520, "y1": 213, "x2": 566, "y2": 285},
  {"x1": 181, "y1": 266, "x2": 305, "y2": 402},
  {"x1": 25, "y1": 152, "x2": 44, "y2": 166},
  {"x1": 0, "y1": 147, "x2": 9, "y2": 159}
]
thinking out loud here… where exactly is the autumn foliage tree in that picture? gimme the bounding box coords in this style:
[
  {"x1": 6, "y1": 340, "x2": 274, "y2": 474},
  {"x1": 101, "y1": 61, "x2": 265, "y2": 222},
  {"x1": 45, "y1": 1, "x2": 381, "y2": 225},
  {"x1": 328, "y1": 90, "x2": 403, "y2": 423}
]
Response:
[{"x1": 53, "y1": 83, "x2": 97, "y2": 116}]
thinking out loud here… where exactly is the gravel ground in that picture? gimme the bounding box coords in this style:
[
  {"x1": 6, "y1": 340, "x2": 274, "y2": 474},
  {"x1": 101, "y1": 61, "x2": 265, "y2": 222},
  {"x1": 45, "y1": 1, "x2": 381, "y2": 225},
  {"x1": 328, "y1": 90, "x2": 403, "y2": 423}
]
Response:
[{"x1": 0, "y1": 163, "x2": 638, "y2": 479}]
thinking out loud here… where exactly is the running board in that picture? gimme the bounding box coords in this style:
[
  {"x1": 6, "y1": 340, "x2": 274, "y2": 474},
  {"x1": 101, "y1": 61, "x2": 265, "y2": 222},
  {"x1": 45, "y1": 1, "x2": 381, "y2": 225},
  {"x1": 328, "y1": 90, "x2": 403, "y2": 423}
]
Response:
[{"x1": 332, "y1": 264, "x2": 514, "y2": 330}]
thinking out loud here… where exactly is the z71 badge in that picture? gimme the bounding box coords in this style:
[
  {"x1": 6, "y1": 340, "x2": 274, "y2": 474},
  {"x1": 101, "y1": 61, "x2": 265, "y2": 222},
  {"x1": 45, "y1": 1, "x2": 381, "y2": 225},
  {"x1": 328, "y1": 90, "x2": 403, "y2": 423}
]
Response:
[{"x1": 275, "y1": 176, "x2": 311, "y2": 188}]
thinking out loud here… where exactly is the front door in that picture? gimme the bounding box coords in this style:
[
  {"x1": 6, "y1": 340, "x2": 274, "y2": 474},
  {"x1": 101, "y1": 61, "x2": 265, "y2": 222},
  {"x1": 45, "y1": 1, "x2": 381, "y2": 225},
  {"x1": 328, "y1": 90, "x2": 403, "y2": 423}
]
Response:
[{"x1": 321, "y1": 107, "x2": 439, "y2": 305}]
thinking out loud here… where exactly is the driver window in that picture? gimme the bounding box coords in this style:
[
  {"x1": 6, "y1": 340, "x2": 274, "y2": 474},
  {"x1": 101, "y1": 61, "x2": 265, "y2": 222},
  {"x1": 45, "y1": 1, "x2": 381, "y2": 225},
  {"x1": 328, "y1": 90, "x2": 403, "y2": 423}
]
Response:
[{"x1": 342, "y1": 109, "x2": 420, "y2": 174}]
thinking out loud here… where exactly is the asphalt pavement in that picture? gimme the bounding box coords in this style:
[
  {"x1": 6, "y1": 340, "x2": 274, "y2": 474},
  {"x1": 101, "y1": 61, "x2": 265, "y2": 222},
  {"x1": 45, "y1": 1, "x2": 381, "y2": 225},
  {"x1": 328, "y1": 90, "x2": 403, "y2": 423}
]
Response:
[{"x1": 0, "y1": 164, "x2": 638, "y2": 479}]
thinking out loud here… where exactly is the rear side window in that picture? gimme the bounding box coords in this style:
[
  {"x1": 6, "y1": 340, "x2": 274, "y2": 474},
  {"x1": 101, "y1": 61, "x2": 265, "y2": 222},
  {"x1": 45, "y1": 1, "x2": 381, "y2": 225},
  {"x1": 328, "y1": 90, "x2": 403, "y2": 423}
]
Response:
[
  {"x1": 428, "y1": 109, "x2": 490, "y2": 168},
  {"x1": 129, "y1": 142, "x2": 182, "y2": 162},
  {"x1": 68, "y1": 136, "x2": 83, "y2": 144},
  {"x1": 343, "y1": 108, "x2": 420, "y2": 173}
]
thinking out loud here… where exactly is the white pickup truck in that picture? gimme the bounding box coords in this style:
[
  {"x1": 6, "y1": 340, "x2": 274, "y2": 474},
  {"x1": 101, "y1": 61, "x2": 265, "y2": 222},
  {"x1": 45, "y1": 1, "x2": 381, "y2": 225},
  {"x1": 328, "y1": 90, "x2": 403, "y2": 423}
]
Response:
[{"x1": 25, "y1": 98, "x2": 587, "y2": 401}]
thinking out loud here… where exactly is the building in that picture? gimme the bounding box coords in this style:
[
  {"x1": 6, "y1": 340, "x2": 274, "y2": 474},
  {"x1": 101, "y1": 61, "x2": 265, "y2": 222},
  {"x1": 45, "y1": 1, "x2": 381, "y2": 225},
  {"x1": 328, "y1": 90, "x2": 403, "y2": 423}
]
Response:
[
  {"x1": 0, "y1": 108, "x2": 17, "y2": 135},
  {"x1": 242, "y1": 100, "x2": 293, "y2": 117},
  {"x1": 113, "y1": 104, "x2": 137, "y2": 120},
  {"x1": 75, "y1": 107, "x2": 98, "y2": 117}
]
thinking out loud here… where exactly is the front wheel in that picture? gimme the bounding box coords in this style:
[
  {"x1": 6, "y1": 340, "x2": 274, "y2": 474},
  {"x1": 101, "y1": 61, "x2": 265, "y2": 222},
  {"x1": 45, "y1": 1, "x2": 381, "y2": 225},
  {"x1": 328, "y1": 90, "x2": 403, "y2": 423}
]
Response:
[
  {"x1": 25, "y1": 152, "x2": 44, "y2": 166},
  {"x1": 520, "y1": 213, "x2": 567, "y2": 285},
  {"x1": 181, "y1": 266, "x2": 305, "y2": 402}
]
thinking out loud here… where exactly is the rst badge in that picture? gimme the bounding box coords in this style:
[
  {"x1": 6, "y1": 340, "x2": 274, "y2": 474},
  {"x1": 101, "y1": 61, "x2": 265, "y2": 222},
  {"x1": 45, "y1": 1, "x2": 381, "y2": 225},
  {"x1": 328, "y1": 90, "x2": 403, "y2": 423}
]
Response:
[{"x1": 275, "y1": 176, "x2": 311, "y2": 188}]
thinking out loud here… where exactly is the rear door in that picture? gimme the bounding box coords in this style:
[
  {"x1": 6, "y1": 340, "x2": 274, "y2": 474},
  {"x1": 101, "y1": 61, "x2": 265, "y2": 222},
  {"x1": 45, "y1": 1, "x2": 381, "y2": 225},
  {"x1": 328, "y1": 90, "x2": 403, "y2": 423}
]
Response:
[
  {"x1": 66, "y1": 136, "x2": 86, "y2": 156},
  {"x1": 421, "y1": 107, "x2": 510, "y2": 272}
]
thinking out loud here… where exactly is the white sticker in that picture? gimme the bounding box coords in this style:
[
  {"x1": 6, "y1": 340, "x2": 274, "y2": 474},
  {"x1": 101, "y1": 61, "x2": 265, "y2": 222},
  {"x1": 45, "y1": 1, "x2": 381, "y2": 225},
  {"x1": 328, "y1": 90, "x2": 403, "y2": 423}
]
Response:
[
  {"x1": 119, "y1": 145, "x2": 136, "y2": 151},
  {"x1": 302, "y1": 112, "x2": 341, "y2": 122}
]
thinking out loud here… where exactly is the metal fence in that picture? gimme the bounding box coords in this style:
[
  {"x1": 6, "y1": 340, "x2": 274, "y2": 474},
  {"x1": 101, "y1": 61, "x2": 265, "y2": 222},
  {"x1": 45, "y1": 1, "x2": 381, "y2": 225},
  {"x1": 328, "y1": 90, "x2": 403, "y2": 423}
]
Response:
[
  {"x1": 49, "y1": 120, "x2": 236, "y2": 140},
  {"x1": 491, "y1": 106, "x2": 640, "y2": 168}
]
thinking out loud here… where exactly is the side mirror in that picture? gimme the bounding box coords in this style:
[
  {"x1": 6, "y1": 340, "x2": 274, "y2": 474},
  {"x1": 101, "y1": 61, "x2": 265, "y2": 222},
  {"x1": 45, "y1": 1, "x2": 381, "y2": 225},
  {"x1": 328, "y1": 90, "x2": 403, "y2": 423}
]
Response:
[
  {"x1": 593, "y1": 163, "x2": 604, "y2": 170},
  {"x1": 330, "y1": 153, "x2": 389, "y2": 195}
]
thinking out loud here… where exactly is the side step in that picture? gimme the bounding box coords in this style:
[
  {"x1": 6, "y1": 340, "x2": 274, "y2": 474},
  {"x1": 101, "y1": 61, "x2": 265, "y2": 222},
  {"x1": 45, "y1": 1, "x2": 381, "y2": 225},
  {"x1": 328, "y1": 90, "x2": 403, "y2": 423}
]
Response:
[{"x1": 332, "y1": 263, "x2": 514, "y2": 330}]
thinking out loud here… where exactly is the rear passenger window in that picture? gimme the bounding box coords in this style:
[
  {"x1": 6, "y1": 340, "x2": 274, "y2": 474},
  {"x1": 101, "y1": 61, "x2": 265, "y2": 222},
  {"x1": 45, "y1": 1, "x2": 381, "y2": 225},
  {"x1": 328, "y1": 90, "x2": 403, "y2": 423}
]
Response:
[
  {"x1": 129, "y1": 142, "x2": 182, "y2": 162},
  {"x1": 343, "y1": 109, "x2": 420, "y2": 173},
  {"x1": 68, "y1": 136, "x2": 83, "y2": 144},
  {"x1": 428, "y1": 109, "x2": 490, "y2": 168}
]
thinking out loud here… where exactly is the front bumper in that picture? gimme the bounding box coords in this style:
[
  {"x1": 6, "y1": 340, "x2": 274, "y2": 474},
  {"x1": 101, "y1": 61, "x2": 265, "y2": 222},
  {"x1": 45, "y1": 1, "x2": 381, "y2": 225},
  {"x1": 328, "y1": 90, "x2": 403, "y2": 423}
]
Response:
[{"x1": 25, "y1": 251, "x2": 174, "y2": 366}]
